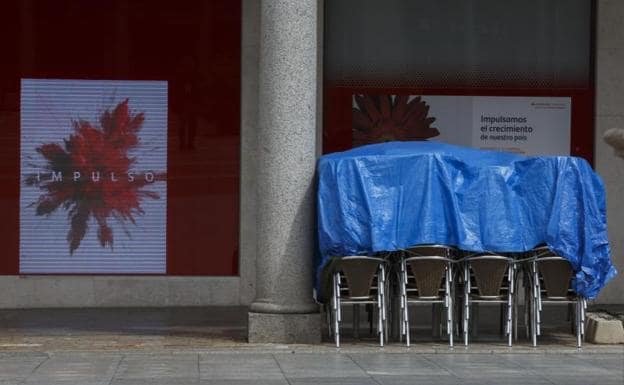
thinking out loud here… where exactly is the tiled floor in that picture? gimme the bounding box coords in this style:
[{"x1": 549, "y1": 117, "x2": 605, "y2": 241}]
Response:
[
  {"x1": 0, "y1": 352, "x2": 622, "y2": 385},
  {"x1": 0, "y1": 307, "x2": 622, "y2": 384}
]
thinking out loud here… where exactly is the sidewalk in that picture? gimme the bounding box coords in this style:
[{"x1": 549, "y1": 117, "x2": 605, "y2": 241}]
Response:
[
  {"x1": 1, "y1": 351, "x2": 622, "y2": 385},
  {"x1": 0, "y1": 308, "x2": 622, "y2": 384}
]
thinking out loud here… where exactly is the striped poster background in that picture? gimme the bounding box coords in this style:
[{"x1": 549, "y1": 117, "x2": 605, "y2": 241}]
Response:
[{"x1": 20, "y1": 79, "x2": 168, "y2": 274}]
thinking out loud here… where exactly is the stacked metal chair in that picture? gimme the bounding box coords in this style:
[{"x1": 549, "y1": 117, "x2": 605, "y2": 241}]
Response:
[
  {"x1": 398, "y1": 245, "x2": 456, "y2": 347},
  {"x1": 528, "y1": 245, "x2": 587, "y2": 347},
  {"x1": 325, "y1": 245, "x2": 586, "y2": 349},
  {"x1": 329, "y1": 256, "x2": 388, "y2": 347},
  {"x1": 461, "y1": 252, "x2": 517, "y2": 346}
]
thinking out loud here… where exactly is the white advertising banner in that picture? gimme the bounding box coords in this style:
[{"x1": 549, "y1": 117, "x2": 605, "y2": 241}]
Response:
[
  {"x1": 353, "y1": 95, "x2": 572, "y2": 156},
  {"x1": 20, "y1": 79, "x2": 168, "y2": 274},
  {"x1": 426, "y1": 96, "x2": 571, "y2": 156}
]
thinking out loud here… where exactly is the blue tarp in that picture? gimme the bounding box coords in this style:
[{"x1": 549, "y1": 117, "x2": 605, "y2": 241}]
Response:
[{"x1": 317, "y1": 141, "x2": 617, "y2": 300}]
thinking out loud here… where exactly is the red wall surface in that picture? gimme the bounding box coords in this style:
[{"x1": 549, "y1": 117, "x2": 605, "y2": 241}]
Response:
[{"x1": 0, "y1": 0, "x2": 241, "y2": 275}]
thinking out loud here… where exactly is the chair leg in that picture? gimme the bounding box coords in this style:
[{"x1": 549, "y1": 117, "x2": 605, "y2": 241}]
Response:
[
  {"x1": 513, "y1": 268, "x2": 519, "y2": 342},
  {"x1": 523, "y1": 270, "x2": 530, "y2": 339},
  {"x1": 446, "y1": 265, "x2": 454, "y2": 347},
  {"x1": 398, "y1": 272, "x2": 404, "y2": 343},
  {"x1": 533, "y1": 261, "x2": 542, "y2": 336},
  {"x1": 576, "y1": 299, "x2": 581, "y2": 348},
  {"x1": 464, "y1": 262, "x2": 470, "y2": 346},
  {"x1": 382, "y1": 265, "x2": 388, "y2": 344},
  {"x1": 403, "y1": 261, "x2": 411, "y2": 347},
  {"x1": 507, "y1": 265, "x2": 514, "y2": 347},
  {"x1": 531, "y1": 261, "x2": 538, "y2": 347},
  {"x1": 581, "y1": 297, "x2": 587, "y2": 341},
  {"x1": 378, "y1": 285, "x2": 383, "y2": 347},
  {"x1": 333, "y1": 272, "x2": 341, "y2": 347}
]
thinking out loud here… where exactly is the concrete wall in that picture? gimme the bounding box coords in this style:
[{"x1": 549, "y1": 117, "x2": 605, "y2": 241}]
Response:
[{"x1": 595, "y1": 0, "x2": 624, "y2": 304}]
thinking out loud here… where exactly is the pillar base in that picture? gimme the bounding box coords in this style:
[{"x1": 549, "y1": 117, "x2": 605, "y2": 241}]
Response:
[{"x1": 248, "y1": 312, "x2": 321, "y2": 344}]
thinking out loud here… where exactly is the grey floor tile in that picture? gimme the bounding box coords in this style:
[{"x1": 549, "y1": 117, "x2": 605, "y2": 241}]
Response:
[
  {"x1": 274, "y1": 353, "x2": 368, "y2": 379},
  {"x1": 23, "y1": 353, "x2": 121, "y2": 385},
  {"x1": 199, "y1": 354, "x2": 284, "y2": 380},
  {"x1": 573, "y1": 353, "x2": 624, "y2": 372},
  {"x1": 0, "y1": 381, "x2": 24, "y2": 385},
  {"x1": 199, "y1": 381, "x2": 288, "y2": 385},
  {"x1": 374, "y1": 374, "x2": 463, "y2": 385},
  {"x1": 0, "y1": 354, "x2": 49, "y2": 381},
  {"x1": 505, "y1": 353, "x2": 614, "y2": 375},
  {"x1": 349, "y1": 353, "x2": 453, "y2": 376},
  {"x1": 114, "y1": 354, "x2": 198, "y2": 380},
  {"x1": 396, "y1": 375, "x2": 553, "y2": 385},
  {"x1": 111, "y1": 380, "x2": 199, "y2": 385},
  {"x1": 289, "y1": 377, "x2": 379, "y2": 385},
  {"x1": 543, "y1": 375, "x2": 624, "y2": 385},
  {"x1": 424, "y1": 354, "x2": 528, "y2": 378}
]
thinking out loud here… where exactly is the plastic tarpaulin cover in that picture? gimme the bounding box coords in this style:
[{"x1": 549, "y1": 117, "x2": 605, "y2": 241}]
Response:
[{"x1": 316, "y1": 141, "x2": 616, "y2": 300}]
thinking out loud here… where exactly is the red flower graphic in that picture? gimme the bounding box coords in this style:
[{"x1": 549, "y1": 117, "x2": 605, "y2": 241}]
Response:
[
  {"x1": 353, "y1": 95, "x2": 439, "y2": 146},
  {"x1": 25, "y1": 99, "x2": 164, "y2": 254}
]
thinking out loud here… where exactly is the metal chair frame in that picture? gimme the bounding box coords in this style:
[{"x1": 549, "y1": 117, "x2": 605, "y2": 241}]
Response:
[
  {"x1": 399, "y1": 245, "x2": 456, "y2": 347},
  {"x1": 330, "y1": 256, "x2": 388, "y2": 347},
  {"x1": 462, "y1": 254, "x2": 517, "y2": 347},
  {"x1": 528, "y1": 247, "x2": 587, "y2": 348}
]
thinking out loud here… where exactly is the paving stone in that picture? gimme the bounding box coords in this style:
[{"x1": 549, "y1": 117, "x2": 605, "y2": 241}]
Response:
[
  {"x1": 349, "y1": 353, "x2": 453, "y2": 376},
  {"x1": 505, "y1": 353, "x2": 612, "y2": 375},
  {"x1": 542, "y1": 375, "x2": 624, "y2": 385},
  {"x1": 199, "y1": 381, "x2": 288, "y2": 385},
  {"x1": 0, "y1": 350, "x2": 620, "y2": 385},
  {"x1": 274, "y1": 353, "x2": 368, "y2": 378},
  {"x1": 573, "y1": 353, "x2": 624, "y2": 372},
  {"x1": 199, "y1": 353, "x2": 284, "y2": 380},
  {"x1": 373, "y1": 374, "x2": 464, "y2": 385},
  {"x1": 423, "y1": 354, "x2": 528, "y2": 378},
  {"x1": 22, "y1": 353, "x2": 121, "y2": 385},
  {"x1": 289, "y1": 377, "x2": 379, "y2": 385},
  {"x1": 0, "y1": 354, "x2": 48, "y2": 381},
  {"x1": 111, "y1": 380, "x2": 199, "y2": 385},
  {"x1": 114, "y1": 354, "x2": 198, "y2": 380}
]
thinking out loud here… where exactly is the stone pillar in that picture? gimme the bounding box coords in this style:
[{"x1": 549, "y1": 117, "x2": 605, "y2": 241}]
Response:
[
  {"x1": 247, "y1": 0, "x2": 321, "y2": 343},
  {"x1": 595, "y1": 0, "x2": 624, "y2": 304}
]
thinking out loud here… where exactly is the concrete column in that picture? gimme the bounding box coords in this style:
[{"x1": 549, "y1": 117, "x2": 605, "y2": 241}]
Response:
[
  {"x1": 595, "y1": 0, "x2": 624, "y2": 304},
  {"x1": 247, "y1": 0, "x2": 321, "y2": 343}
]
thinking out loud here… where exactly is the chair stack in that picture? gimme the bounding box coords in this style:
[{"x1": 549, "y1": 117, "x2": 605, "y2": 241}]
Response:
[
  {"x1": 461, "y1": 253, "x2": 516, "y2": 347},
  {"x1": 329, "y1": 256, "x2": 388, "y2": 347},
  {"x1": 527, "y1": 245, "x2": 587, "y2": 348},
  {"x1": 399, "y1": 245, "x2": 455, "y2": 347},
  {"x1": 327, "y1": 245, "x2": 586, "y2": 348}
]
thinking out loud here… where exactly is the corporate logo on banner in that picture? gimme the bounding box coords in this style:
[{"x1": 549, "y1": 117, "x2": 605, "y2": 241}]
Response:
[{"x1": 20, "y1": 79, "x2": 168, "y2": 274}]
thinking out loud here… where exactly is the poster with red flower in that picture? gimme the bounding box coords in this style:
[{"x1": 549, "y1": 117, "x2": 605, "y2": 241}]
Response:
[
  {"x1": 352, "y1": 94, "x2": 439, "y2": 146},
  {"x1": 20, "y1": 79, "x2": 167, "y2": 273}
]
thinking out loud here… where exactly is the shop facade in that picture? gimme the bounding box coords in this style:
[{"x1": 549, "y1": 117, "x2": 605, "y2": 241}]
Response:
[{"x1": 0, "y1": 0, "x2": 622, "y2": 343}]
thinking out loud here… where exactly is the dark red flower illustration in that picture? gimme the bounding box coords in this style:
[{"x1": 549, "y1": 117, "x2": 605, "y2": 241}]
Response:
[
  {"x1": 352, "y1": 94, "x2": 439, "y2": 146},
  {"x1": 25, "y1": 99, "x2": 164, "y2": 254}
]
